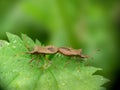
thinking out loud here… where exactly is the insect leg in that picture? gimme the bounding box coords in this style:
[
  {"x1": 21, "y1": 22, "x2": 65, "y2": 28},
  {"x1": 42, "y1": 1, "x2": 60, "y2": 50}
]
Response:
[
  {"x1": 29, "y1": 54, "x2": 39, "y2": 63},
  {"x1": 29, "y1": 57, "x2": 36, "y2": 63},
  {"x1": 63, "y1": 57, "x2": 72, "y2": 68}
]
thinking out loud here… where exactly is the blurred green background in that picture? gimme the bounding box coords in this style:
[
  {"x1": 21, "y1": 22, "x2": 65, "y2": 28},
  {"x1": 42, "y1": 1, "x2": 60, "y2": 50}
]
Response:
[{"x1": 0, "y1": 0, "x2": 119, "y2": 90}]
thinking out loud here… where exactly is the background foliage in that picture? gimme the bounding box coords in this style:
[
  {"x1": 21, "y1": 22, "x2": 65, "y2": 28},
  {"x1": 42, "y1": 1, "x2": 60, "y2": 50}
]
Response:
[{"x1": 0, "y1": 0, "x2": 120, "y2": 90}]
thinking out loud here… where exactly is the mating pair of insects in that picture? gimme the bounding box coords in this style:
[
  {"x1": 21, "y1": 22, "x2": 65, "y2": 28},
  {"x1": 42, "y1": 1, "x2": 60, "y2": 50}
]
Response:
[{"x1": 28, "y1": 45, "x2": 88, "y2": 58}]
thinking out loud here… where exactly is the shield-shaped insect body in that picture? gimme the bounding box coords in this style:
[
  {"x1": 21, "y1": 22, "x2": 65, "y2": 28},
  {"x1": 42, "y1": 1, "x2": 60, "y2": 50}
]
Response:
[
  {"x1": 58, "y1": 47, "x2": 88, "y2": 58},
  {"x1": 29, "y1": 45, "x2": 58, "y2": 55}
]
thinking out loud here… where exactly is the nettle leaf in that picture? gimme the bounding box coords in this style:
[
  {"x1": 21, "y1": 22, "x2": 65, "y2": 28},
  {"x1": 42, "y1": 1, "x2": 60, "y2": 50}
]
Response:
[{"x1": 0, "y1": 33, "x2": 109, "y2": 90}]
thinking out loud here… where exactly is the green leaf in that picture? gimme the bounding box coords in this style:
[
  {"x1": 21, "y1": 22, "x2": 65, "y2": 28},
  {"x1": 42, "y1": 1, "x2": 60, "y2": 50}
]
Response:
[
  {"x1": 21, "y1": 33, "x2": 35, "y2": 51},
  {"x1": 0, "y1": 33, "x2": 109, "y2": 90},
  {"x1": 0, "y1": 40, "x2": 9, "y2": 48},
  {"x1": 35, "y1": 39, "x2": 41, "y2": 46}
]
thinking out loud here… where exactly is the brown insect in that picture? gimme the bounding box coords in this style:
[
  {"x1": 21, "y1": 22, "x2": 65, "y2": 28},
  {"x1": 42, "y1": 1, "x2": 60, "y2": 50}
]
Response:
[
  {"x1": 28, "y1": 46, "x2": 88, "y2": 63},
  {"x1": 58, "y1": 47, "x2": 88, "y2": 58},
  {"x1": 29, "y1": 45, "x2": 58, "y2": 55},
  {"x1": 29, "y1": 46, "x2": 88, "y2": 58},
  {"x1": 28, "y1": 45, "x2": 58, "y2": 63}
]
